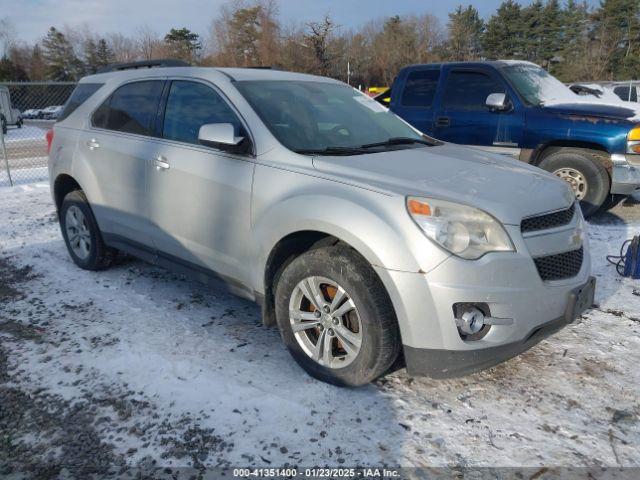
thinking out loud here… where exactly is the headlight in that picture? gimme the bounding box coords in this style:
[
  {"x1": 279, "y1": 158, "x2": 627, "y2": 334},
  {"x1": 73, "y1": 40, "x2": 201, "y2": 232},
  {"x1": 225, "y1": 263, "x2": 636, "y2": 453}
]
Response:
[
  {"x1": 627, "y1": 126, "x2": 640, "y2": 154},
  {"x1": 407, "y1": 197, "x2": 514, "y2": 260}
]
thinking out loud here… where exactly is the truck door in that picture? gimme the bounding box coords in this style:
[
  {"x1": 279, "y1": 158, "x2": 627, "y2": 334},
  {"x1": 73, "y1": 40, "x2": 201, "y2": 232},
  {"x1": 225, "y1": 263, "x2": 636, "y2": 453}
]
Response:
[
  {"x1": 389, "y1": 68, "x2": 440, "y2": 135},
  {"x1": 433, "y1": 68, "x2": 524, "y2": 157}
]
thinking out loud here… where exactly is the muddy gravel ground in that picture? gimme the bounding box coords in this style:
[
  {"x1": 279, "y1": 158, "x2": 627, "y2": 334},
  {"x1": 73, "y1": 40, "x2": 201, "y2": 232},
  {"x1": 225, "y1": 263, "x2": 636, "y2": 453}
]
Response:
[{"x1": 1, "y1": 184, "x2": 639, "y2": 479}]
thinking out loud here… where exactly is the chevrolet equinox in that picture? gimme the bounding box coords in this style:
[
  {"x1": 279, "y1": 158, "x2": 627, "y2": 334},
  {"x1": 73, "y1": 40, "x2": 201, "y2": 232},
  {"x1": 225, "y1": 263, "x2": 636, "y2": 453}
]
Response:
[{"x1": 47, "y1": 63, "x2": 595, "y2": 386}]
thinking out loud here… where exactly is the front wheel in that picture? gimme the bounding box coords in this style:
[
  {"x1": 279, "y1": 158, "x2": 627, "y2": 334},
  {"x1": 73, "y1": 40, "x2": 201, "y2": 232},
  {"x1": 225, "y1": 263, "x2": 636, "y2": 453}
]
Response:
[
  {"x1": 538, "y1": 149, "x2": 610, "y2": 217},
  {"x1": 275, "y1": 245, "x2": 400, "y2": 387}
]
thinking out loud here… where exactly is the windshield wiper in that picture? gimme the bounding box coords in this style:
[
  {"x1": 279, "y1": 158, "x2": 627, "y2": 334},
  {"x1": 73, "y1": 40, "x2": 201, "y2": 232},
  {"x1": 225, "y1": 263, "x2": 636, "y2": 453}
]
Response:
[
  {"x1": 294, "y1": 146, "x2": 368, "y2": 156},
  {"x1": 360, "y1": 137, "x2": 436, "y2": 149}
]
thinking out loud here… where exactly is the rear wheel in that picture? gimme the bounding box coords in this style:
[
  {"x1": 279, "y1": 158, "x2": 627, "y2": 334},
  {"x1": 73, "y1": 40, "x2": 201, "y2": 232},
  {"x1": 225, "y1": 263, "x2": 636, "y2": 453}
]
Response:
[
  {"x1": 60, "y1": 190, "x2": 115, "y2": 270},
  {"x1": 275, "y1": 244, "x2": 400, "y2": 387},
  {"x1": 1, "y1": 116, "x2": 6, "y2": 135},
  {"x1": 538, "y1": 148, "x2": 610, "y2": 217}
]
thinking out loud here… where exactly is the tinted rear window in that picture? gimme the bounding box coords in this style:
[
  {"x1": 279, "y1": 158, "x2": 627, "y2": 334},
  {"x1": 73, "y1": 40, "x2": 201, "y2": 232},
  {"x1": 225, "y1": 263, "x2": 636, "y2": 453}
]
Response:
[
  {"x1": 58, "y1": 83, "x2": 103, "y2": 122},
  {"x1": 401, "y1": 70, "x2": 440, "y2": 107},
  {"x1": 92, "y1": 80, "x2": 164, "y2": 135}
]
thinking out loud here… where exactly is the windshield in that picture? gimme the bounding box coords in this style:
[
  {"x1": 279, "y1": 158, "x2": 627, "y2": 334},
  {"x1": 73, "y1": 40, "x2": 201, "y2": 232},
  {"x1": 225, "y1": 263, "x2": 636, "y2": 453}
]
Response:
[
  {"x1": 500, "y1": 63, "x2": 578, "y2": 106},
  {"x1": 235, "y1": 80, "x2": 425, "y2": 153}
]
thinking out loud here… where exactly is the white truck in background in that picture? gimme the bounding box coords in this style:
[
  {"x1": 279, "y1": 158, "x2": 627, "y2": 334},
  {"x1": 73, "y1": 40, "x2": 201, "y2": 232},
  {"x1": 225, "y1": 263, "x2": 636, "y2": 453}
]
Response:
[{"x1": 0, "y1": 85, "x2": 23, "y2": 134}]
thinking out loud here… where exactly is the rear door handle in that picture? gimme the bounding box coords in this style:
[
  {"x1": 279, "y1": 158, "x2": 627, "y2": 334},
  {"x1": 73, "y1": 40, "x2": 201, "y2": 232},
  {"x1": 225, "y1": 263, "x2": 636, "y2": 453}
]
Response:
[
  {"x1": 86, "y1": 138, "x2": 100, "y2": 150},
  {"x1": 436, "y1": 116, "x2": 450, "y2": 127},
  {"x1": 154, "y1": 155, "x2": 170, "y2": 171}
]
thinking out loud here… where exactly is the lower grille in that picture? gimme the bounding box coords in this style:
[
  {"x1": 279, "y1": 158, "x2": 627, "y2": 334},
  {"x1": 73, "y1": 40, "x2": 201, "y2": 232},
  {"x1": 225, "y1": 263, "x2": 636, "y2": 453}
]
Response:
[{"x1": 534, "y1": 247, "x2": 584, "y2": 281}]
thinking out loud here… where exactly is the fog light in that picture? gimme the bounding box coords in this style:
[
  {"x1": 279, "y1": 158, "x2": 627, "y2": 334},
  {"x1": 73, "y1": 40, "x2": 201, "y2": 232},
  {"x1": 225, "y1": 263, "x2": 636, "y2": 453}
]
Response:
[{"x1": 456, "y1": 307, "x2": 485, "y2": 335}]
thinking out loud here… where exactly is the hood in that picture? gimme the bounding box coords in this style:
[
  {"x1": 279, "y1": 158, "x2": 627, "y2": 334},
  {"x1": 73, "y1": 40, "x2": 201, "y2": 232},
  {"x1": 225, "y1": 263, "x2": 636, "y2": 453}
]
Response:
[
  {"x1": 312, "y1": 144, "x2": 575, "y2": 225},
  {"x1": 542, "y1": 102, "x2": 638, "y2": 121}
]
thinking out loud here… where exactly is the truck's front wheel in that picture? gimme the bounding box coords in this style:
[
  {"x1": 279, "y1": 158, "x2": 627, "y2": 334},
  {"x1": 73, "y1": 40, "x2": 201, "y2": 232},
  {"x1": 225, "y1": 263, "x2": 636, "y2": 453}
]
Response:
[{"x1": 538, "y1": 149, "x2": 610, "y2": 217}]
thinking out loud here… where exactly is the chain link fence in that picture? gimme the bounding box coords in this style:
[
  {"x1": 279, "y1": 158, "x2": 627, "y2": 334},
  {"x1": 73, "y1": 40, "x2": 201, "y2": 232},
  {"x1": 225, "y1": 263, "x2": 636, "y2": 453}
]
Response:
[{"x1": 0, "y1": 82, "x2": 76, "y2": 187}]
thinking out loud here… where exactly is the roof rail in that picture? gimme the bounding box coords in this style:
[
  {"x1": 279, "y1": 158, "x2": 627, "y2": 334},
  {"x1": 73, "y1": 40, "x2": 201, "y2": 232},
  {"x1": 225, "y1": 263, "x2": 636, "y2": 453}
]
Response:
[{"x1": 96, "y1": 59, "x2": 190, "y2": 74}]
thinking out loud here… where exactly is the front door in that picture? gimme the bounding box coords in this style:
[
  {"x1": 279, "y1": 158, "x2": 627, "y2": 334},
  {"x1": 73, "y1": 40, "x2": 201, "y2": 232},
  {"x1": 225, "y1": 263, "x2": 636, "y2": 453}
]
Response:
[
  {"x1": 146, "y1": 79, "x2": 254, "y2": 285},
  {"x1": 433, "y1": 69, "x2": 524, "y2": 157}
]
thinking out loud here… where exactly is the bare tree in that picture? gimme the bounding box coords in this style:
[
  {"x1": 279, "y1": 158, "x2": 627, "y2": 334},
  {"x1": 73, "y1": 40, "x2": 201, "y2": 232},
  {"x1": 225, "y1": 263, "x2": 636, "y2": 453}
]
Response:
[
  {"x1": 304, "y1": 15, "x2": 337, "y2": 76},
  {"x1": 137, "y1": 25, "x2": 165, "y2": 60}
]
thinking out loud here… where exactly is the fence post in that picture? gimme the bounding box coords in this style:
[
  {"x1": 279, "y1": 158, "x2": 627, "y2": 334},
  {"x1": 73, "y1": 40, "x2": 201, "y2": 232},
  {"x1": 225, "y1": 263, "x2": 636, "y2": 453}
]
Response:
[{"x1": 0, "y1": 124, "x2": 12, "y2": 187}]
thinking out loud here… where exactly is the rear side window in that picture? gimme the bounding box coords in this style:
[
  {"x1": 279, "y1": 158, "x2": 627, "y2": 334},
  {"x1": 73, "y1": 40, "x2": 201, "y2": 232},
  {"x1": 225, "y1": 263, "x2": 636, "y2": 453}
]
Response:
[
  {"x1": 443, "y1": 71, "x2": 505, "y2": 111},
  {"x1": 58, "y1": 83, "x2": 103, "y2": 122},
  {"x1": 162, "y1": 80, "x2": 244, "y2": 145},
  {"x1": 401, "y1": 70, "x2": 440, "y2": 107},
  {"x1": 92, "y1": 80, "x2": 164, "y2": 135}
]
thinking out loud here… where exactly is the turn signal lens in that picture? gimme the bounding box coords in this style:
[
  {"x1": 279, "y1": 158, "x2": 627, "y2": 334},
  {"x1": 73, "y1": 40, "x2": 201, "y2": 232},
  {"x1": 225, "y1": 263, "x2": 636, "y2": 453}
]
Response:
[
  {"x1": 628, "y1": 126, "x2": 640, "y2": 141},
  {"x1": 408, "y1": 199, "x2": 431, "y2": 216}
]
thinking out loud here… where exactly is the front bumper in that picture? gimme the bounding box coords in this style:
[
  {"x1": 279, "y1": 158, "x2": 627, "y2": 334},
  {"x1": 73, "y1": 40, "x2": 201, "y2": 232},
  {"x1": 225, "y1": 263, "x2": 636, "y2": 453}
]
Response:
[
  {"x1": 611, "y1": 154, "x2": 640, "y2": 194},
  {"x1": 404, "y1": 276, "x2": 596, "y2": 378}
]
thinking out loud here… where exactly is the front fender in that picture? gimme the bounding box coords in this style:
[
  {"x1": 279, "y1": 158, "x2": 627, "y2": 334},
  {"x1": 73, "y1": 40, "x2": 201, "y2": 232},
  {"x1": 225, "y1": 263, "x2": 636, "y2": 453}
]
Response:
[{"x1": 249, "y1": 165, "x2": 450, "y2": 294}]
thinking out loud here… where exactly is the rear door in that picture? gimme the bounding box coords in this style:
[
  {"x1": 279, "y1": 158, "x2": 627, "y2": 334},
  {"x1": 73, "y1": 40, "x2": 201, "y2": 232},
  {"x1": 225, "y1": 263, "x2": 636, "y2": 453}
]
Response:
[
  {"x1": 433, "y1": 68, "x2": 524, "y2": 156},
  {"x1": 390, "y1": 68, "x2": 441, "y2": 135},
  {"x1": 80, "y1": 79, "x2": 165, "y2": 251},
  {"x1": 146, "y1": 79, "x2": 255, "y2": 285}
]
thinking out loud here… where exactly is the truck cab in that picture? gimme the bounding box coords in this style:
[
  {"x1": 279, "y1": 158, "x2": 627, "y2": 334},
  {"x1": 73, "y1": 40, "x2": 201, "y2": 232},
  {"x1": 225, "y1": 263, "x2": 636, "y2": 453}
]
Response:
[{"x1": 388, "y1": 61, "x2": 640, "y2": 216}]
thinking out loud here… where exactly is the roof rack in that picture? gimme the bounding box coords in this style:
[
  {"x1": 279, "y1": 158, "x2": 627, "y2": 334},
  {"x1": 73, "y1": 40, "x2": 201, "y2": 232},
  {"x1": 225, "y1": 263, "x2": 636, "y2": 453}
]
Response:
[{"x1": 96, "y1": 59, "x2": 190, "y2": 74}]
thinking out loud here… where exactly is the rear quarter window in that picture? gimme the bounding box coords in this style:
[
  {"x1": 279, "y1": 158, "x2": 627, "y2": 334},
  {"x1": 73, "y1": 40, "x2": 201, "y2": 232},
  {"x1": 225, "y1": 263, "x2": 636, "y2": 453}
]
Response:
[{"x1": 57, "y1": 83, "x2": 103, "y2": 122}]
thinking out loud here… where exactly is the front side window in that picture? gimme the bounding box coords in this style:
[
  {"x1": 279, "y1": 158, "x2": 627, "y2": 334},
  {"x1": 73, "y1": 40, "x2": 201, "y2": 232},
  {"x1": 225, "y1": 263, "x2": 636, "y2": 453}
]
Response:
[
  {"x1": 401, "y1": 70, "x2": 440, "y2": 107},
  {"x1": 92, "y1": 80, "x2": 164, "y2": 135},
  {"x1": 162, "y1": 81, "x2": 243, "y2": 144},
  {"x1": 235, "y1": 80, "x2": 424, "y2": 153},
  {"x1": 443, "y1": 71, "x2": 505, "y2": 111}
]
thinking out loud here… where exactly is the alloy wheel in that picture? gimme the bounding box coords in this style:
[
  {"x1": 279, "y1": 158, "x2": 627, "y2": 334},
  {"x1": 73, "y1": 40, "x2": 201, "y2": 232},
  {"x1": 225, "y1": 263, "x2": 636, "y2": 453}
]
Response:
[
  {"x1": 65, "y1": 205, "x2": 92, "y2": 260},
  {"x1": 288, "y1": 276, "x2": 362, "y2": 369}
]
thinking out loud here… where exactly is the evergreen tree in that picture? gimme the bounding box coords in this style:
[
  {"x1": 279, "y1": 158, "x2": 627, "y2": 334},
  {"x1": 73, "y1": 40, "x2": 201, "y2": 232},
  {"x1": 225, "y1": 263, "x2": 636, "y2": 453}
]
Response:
[
  {"x1": 41, "y1": 27, "x2": 83, "y2": 80},
  {"x1": 446, "y1": 5, "x2": 484, "y2": 60},
  {"x1": 483, "y1": 0, "x2": 525, "y2": 59},
  {"x1": 84, "y1": 38, "x2": 115, "y2": 74},
  {"x1": 592, "y1": 0, "x2": 640, "y2": 78},
  {"x1": 164, "y1": 27, "x2": 201, "y2": 63}
]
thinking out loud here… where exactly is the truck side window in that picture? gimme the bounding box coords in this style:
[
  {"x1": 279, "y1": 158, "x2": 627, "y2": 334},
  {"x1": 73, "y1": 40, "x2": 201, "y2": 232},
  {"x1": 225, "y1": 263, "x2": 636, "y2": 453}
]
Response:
[
  {"x1": 162, "y1": 81, "x2": 244, "y2": 145},
  {"x1": 443, "y1": 71, "x2": 505, "y2": 111},
  {"x1": 401, "y1": 70, "x2": 440, "y2": 107}
]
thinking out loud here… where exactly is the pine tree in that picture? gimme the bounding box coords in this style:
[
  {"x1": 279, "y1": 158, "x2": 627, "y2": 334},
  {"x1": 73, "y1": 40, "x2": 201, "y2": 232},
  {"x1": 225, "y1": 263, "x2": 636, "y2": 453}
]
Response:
[
  {"x1": 483, "y1": 0, "x2": 525, "y2": 59},
  {"x1": 164, "y1": 27, "x2": 201, "y2": 63},
  {"x1": 41, "y1": 27, "x2": 83, "y2": 80},
  {"x1": 446, "y1": 5, "x2": 484, "y2": 61},
  {"x1": 592, "y1": 0, "x2": 640, "y2": 78}
]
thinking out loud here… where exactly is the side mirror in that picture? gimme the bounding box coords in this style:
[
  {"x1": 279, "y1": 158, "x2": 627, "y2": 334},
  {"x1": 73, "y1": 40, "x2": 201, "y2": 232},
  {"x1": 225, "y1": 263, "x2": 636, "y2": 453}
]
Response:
[
  {"x1": 198, "y1": 123, "x2": 250, "y2": 153},
  {"x1": 485, "y1": 93, "x2": 509, "y2": 112}
]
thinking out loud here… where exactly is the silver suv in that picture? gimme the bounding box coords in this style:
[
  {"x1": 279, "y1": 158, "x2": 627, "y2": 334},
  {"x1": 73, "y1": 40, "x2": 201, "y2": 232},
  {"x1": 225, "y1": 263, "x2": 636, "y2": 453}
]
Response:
[{"x1": 48, "y1": 63, "x2": 595, "y2": 386}]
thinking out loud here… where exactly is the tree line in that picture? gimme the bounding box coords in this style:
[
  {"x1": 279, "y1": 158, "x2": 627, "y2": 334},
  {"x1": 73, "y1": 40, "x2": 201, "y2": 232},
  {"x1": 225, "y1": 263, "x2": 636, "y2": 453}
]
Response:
[{"x1": 0, "y1": 0, "x2": 639, "y2": 87}]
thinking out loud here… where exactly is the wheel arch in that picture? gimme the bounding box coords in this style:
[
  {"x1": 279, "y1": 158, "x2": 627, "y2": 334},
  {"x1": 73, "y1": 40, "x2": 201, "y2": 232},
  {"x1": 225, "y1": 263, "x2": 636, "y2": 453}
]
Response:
[
  {"x1": 53, "y1": 174, "x2": 83, "y2": 211},
  {"x1": 530, "y1": 141, "x2": 611, "y2": 170}
]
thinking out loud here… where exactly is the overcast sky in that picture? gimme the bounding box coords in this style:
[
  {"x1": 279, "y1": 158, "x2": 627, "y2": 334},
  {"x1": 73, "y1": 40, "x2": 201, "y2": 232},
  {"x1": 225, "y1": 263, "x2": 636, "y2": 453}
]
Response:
[{"x1": 7, "y1": 0, "x2": 600, "y2": 44}]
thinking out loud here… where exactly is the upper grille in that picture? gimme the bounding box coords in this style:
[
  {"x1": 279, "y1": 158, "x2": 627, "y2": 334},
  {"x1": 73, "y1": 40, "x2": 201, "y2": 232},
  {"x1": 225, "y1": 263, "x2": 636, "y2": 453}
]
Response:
[
  {"x1": 534, "y1": 247, "x2": 583, "y2": 281},
  {"x1": 521, "y1": 204, "x2": 575, "y2": 233}
]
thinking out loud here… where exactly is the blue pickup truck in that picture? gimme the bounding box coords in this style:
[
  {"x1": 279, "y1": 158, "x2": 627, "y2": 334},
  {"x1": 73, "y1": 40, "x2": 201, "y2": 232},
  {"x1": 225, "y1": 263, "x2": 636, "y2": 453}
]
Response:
[{"x1": 386, "y1": 61, "x2": 640, "y2": 216}]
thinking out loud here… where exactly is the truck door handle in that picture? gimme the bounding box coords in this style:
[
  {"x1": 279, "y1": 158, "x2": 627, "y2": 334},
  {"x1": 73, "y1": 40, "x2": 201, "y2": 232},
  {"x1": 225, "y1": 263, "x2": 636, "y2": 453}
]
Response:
[
  {"x1": 436, "y1": 116, "x2": 450, "y2": 127},
  {"x1": 86, "y1": 138, "x2": 100, "y2": 150},
  {"x1": 154, "y1": 155, "x2": 170, "y2": 171}
]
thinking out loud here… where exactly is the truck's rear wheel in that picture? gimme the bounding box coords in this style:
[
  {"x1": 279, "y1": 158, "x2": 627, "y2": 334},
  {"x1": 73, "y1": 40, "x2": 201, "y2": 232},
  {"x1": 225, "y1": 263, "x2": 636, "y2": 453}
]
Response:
[
  {"x1": 539, "y1": 149, "x2": 610, "y2": 217},
  {"x1": 275, "y1": 244, "x2": 400, "y2": 387}
]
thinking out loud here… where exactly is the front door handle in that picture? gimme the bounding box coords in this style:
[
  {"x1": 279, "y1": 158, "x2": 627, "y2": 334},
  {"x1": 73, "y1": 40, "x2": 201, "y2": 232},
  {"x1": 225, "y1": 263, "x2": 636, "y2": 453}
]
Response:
[
  {"x1": 436, "y1": 116, "x2": 450, "y2": 128},
  {"x1": 154, "y1": 155, "x2": 170, "y2": 171},
  {"x1": 86, "y1": 138, "x2": 100, "y2": 150}
]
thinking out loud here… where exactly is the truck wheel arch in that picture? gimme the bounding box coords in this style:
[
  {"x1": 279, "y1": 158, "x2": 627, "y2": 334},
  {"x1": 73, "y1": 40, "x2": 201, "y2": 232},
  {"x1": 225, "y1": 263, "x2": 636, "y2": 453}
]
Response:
[{"x1": 530, "y1": 142, "x2": 611, "y2": 171}]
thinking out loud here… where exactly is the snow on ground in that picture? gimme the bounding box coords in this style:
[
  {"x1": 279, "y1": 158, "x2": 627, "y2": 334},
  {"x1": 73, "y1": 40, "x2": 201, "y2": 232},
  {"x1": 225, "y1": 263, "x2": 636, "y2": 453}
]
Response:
[
  {"x1": 2, "y1": 125, "x2": 47, "y2": 144},
  {"x1": 1, "y1": 183, "x2": 639, "y2": 476}
]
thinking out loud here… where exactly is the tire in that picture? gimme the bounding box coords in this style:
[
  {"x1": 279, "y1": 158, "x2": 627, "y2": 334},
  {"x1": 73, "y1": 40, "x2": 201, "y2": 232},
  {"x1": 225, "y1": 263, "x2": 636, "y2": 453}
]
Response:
[
  {"x1": 59, "y1": 190, "x2": 114, "y2": 270},
  {"x1": 1, "y1": 116, "x2": 6, "y2": 135},
  {"x1": 275, "y1": 244, "x2": 400, "y2": 387},
  {"x1": 538, "y1": 148, "x2": 610, "y2": 217},
  {"x1": 17, "y1": 119, "x2": 22, "y2": 128}
]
